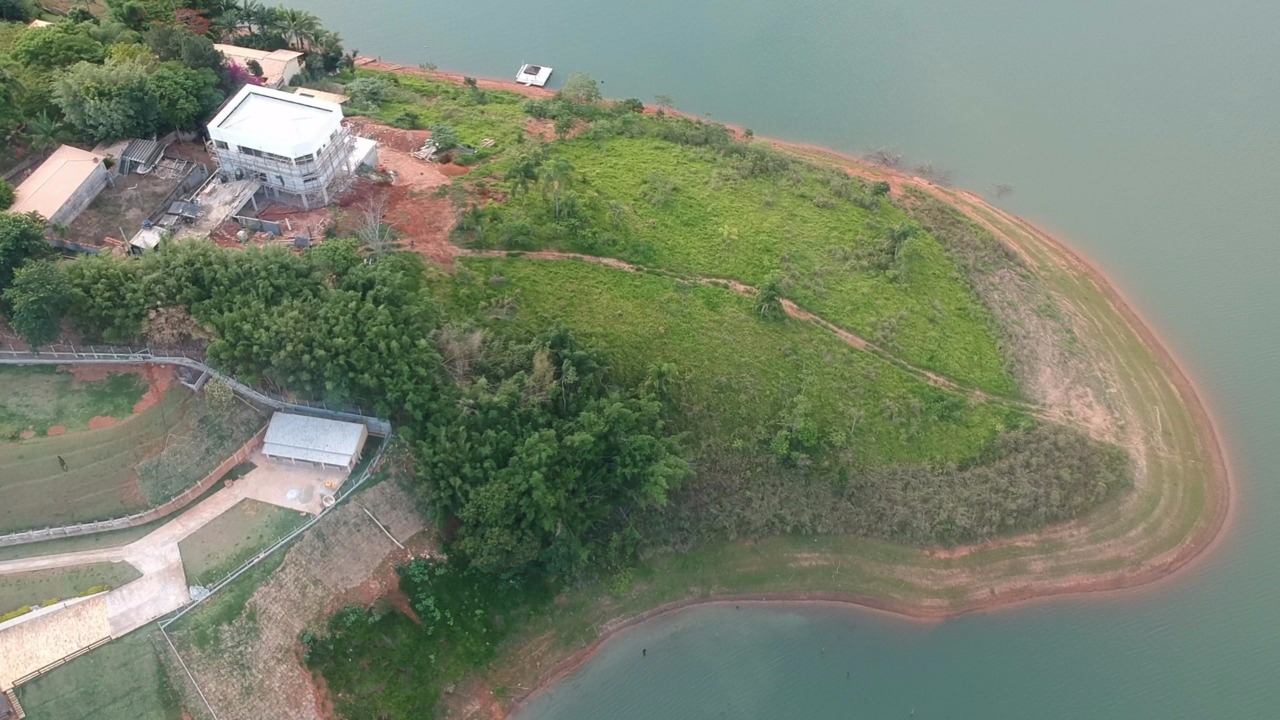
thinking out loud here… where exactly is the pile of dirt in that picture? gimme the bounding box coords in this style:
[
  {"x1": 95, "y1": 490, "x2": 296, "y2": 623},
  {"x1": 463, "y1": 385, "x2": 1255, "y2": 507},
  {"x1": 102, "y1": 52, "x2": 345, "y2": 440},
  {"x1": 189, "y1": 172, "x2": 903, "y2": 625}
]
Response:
[{"x1": 345, "y1": 118, "x2": 432, "y2": 154}]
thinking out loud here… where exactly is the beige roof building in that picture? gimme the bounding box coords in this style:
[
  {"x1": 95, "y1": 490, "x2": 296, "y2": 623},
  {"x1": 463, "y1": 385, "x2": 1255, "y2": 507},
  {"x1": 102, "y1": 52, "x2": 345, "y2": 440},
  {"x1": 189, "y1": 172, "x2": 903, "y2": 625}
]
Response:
[
  {"x1": 214, "y1": 44, "x2": 304, "y2": 88},
  {"x1": 10, "y1": 145, "x2": 109, "y2": 226},
  {"x1": 295, "y1": 88, "x2": 349, "y2": 105},
  {"x1": 28, "y1": 19, "x2": 53, "y2": 28}
]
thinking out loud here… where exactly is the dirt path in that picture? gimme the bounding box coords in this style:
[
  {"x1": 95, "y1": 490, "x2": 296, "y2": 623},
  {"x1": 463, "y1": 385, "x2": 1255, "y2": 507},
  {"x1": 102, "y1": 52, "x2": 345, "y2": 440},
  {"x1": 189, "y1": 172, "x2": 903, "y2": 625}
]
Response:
[{"x1": 456, "y1": 248, "x2": 1045, "y2": 417}]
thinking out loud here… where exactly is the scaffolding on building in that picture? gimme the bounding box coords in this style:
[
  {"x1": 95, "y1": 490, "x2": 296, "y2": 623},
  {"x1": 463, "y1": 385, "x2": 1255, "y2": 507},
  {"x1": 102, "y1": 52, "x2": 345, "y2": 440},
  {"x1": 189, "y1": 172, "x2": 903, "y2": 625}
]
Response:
[{"x1": 207, "y1": 125, "x2": 356, "y2": 210}]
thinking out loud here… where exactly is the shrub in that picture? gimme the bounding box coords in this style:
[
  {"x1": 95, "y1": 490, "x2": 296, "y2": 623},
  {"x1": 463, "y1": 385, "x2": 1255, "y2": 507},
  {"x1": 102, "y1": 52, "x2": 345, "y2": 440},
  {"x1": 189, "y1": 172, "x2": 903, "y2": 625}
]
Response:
[
  {"x1": 0, "y1": 179, "x2": 13, "y2": 211},
  {"x1": 428, "y1": 123, "x2": 458, "y2": 151},
  {"x1": 346, "y1": 76, "x2": 391, "y2": 107}
]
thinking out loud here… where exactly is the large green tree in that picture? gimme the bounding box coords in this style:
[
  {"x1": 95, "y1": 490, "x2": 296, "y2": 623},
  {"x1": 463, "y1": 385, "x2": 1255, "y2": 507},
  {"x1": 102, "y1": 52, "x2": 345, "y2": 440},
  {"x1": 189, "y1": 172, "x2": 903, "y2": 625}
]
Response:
[
  {"x1": 53, "y1": 58, "x2": 222, "y2": 142},
  {"x1": 149, "y1": 61, "x2": 223, "y2": 133},
  {"x1": 4, "y1": 259, "x2": 68, "y2": 347},
  {"x1": 11, "y1": 23, "x2": 106, "y2": 71},
  {"x1": 417, "y1": 331, "x2": 690, "y2": 577},
  {"x1": 0, "y1": 212, "x2": 50, "y2": 292}
]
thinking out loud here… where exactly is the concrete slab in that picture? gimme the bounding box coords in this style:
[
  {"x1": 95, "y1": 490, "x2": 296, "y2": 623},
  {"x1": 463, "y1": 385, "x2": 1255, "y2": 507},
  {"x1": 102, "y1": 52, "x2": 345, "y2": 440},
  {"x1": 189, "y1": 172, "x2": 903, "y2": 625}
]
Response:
[
  {"x1": 0, "y1": 595, "x2": 110, "y2": 690},
  {"x1": 236, "y1": 451, "x2": 349, "y2": 514}
]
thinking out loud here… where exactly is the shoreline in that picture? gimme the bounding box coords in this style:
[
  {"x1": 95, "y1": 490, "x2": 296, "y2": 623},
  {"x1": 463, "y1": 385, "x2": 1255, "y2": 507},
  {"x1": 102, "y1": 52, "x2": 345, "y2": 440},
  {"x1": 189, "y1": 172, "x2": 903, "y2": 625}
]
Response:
[{"x1": 349, "y1": 58, "x2": 1233, "y2": 717}]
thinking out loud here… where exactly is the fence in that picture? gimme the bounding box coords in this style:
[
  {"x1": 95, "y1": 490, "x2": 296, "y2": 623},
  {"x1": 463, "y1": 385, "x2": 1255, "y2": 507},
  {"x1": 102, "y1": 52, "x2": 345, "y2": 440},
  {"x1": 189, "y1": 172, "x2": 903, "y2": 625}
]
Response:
[
  {"x1": 144, "y1": 162, "x2": 211, "y2": 227},
  {"x1": 0, "y1": 345, "x2": 392, "y2": 548},
  {"x1": 0, "y1": 426, "x2": 268, "y2": 548},
  {"x1": 0, "y1": 344, "x2": 392, "y2": 435},
  {"x1": 159, "y1": 432, "x2": 392, "y2": 629}
]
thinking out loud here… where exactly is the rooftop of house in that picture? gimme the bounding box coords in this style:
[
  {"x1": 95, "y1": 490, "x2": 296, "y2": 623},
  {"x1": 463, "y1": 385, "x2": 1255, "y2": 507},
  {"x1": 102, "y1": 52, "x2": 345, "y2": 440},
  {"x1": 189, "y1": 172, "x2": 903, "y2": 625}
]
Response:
[
  {"x1": 295, "y1": 88, "x2": 349, "y2": 105},
  {"x1": 10, "y1": 145, "x2": 105, "y2": 220},
  {"x1": 209, "y1": 85, "x2": 343, "y2": 154},
  {"x1": 214, "y1": 43, "x2": 303, "y2": 86},
  {"x1": 262, "y1": 412, "x2": 366, "y2": 467}
]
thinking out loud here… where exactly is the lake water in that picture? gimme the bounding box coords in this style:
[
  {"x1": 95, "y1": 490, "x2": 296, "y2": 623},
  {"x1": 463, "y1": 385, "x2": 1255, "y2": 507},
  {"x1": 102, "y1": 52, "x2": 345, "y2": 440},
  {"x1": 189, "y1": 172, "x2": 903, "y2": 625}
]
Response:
[{"x1": 294, "y1": 1, "x2": 1280, "y2": 717}]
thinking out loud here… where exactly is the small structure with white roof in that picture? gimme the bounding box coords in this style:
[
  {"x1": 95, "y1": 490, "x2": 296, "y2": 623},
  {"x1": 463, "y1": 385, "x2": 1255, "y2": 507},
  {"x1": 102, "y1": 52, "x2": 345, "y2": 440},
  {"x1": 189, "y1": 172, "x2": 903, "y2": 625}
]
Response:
[
  {"x1": 214, "y1": 43, "x2": 304, "y2": 88},
  {"x1": 516, "y1": 63, "x2": 553, "y2": 87},
  {"x1": 261, "y1": 412, "x2": 369, "y2": 471},
  {"x1": 207, "y1": 85, "x2": 366, "y2": 209},
  {"x1": 10, "y1": 145, "x2": 109, "y2": 226}
]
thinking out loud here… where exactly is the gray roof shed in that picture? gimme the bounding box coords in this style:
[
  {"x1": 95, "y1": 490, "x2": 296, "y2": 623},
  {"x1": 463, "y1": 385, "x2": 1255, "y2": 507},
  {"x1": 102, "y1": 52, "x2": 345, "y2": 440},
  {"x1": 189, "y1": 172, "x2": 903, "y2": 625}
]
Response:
[{"x1": 262, "y1": 412, "x2": 367, "y2": 468}]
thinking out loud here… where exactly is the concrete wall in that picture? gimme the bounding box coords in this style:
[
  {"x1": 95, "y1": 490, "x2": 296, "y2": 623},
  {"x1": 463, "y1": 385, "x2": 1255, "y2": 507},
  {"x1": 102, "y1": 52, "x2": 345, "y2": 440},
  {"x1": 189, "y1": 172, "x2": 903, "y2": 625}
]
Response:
[{"x1": 48, "y1": 162, "x2": 108, "y2": 227}]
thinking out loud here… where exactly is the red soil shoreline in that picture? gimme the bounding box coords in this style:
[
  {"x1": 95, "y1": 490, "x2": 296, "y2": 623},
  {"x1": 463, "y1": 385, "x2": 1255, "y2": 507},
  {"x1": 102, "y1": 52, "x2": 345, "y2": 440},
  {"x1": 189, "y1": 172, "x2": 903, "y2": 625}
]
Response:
[{"x1": 352, "y1": 59, "x2": 1234, "y2": 716}]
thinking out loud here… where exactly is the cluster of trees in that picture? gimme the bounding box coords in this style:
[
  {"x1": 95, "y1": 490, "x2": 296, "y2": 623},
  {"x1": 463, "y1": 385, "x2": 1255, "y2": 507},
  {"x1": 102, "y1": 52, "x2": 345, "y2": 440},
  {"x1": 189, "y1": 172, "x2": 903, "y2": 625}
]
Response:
[
  {"x1": 0, "y1": 1, "x2": 347, "y2": 154},
  {"x1": 0, "y1": 212, "x2": 61, "y2": 346},
  {"x1": 41, "y1": 240, "x2": 689, "y2": 581}
]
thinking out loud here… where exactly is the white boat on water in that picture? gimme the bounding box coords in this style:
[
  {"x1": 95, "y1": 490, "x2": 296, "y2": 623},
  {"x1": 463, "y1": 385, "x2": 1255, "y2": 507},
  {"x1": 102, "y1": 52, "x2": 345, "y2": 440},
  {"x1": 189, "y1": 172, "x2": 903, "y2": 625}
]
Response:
[{"x1": 516, "y1": 64, "x2": 553, "y2": 87}]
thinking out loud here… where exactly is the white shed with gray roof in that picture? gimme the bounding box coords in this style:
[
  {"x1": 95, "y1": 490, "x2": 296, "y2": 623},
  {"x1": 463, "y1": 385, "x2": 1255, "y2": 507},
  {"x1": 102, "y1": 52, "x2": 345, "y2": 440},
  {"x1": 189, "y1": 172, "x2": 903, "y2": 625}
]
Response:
[{"x1": 261, "y1": 412, "x2": 368, "y2": 470}]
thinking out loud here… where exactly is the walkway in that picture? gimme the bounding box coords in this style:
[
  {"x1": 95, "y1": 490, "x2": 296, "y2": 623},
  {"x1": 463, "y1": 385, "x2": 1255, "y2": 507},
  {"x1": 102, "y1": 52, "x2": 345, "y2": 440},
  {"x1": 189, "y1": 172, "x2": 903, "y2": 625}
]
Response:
[{"x1": 0, "y1": 458, "x2": 347, "y2": 690}]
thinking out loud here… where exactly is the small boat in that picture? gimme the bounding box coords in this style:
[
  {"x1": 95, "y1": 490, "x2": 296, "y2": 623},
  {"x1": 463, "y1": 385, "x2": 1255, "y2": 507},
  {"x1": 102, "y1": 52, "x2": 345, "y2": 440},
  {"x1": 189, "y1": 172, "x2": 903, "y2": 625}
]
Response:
[{"x1": 516, "y1": 63, "x2": 553, "y2": 87}]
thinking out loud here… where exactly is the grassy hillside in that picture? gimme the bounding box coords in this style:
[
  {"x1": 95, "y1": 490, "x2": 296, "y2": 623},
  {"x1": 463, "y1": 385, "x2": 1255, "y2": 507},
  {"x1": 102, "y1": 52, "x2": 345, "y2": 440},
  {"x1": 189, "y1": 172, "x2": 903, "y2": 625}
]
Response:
[{"x1": 505, "y1": 135, "x2": 1018, "y2": 396}]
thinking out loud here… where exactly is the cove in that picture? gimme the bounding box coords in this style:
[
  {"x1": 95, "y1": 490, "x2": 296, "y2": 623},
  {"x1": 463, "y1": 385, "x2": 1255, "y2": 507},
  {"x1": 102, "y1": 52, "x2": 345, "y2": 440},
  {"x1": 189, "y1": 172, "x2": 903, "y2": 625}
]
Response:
[{"x1": 292, "y1": 0, "x2": 1280, "y2": 717}]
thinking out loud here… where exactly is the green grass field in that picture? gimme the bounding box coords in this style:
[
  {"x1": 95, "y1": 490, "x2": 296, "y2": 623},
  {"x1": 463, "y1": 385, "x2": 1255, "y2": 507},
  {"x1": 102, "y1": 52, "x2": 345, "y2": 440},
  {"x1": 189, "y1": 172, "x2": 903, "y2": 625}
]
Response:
[
  {"x1": 0, "y1": 563, "x2": 140, "y2": 618},
  {"x1": 345, "y1": 69, "x2": 530, "y2": 150},
  {"x1": 178, "y1": 498, "x2": 306, "y2": 588},
  {"x1": 0, "y1": 388, "x2": 190, "y2": 534},
  {"x1": 14, "y1": 630, "x2": 183, "y2": 720},
  {"x1": 484, "y1": 134, "x2": 1017, "y2": 396},
  {"x1": 447, "y1": 257, "x2": 1019, "y2": 467},
  {"x1": 0, "y1": 366, "x2": 147, "y2": 439}
]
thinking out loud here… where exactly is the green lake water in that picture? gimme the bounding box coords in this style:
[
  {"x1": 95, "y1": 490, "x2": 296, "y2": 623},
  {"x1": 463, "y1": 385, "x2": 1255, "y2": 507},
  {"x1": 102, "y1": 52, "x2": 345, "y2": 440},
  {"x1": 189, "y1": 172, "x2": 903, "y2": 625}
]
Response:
[{"x1": 295, "y1": 1, "x2": 1280, "y2": 716}]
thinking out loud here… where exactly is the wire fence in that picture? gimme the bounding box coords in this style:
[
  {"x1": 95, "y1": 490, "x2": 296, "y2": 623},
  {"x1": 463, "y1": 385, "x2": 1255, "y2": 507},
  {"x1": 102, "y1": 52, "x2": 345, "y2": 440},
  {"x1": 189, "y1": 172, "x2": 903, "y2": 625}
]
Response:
[{"x1": 0, "y1": 346, "x2": 392, "y2": 547}]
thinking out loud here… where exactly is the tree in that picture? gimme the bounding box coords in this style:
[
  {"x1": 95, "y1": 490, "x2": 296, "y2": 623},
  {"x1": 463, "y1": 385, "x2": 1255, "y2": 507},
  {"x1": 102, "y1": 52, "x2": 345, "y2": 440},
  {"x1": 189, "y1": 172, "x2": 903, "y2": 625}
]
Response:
[
  {"x1": 245, "y1": 58, "x2": 263, "y2": 78},
  {"x1": 4, "y1": 260, "x2": 69, "y2": 347},
  {"x1": 557, "y1": 72, "x2": 600, "y2": 105},
  {"x1": 428, "y1": 123, "x2": 457, "y2": 151},
  {"x1": 54, "y1": 60, "x2": 159, "y2": 142},
  {"x1": 11, "y1": 23, "x2": 106, "y2": 70},
  {"x1": 0, "y1": 0, "x2": 36, "y2": 22},
  {"x1": 0, "y1": 212, "x2": 51, "y2": 292},
  {"x1": 0, "y1": 181, "x2": 12, "y2": 212},
  {"x1": 417, "y1": 330, "x2": 690, "y2": 577},
  {"x1": 24, "y1": 111, "x2": 69, "y2": 153},
  {"x1": 538, "y1": 158, "x2": 575, "y2": 218},
  {"x1": 354, "y1": 195, "x2": 395, "y2": 256},
  {"x1": 149, "y1": 61, "x2": 223, "y2": 133},
  {"x1": 345, "y1": 75, "x2": 389, "y2": 107},
  {"x1": 145, "y1": 25, "x2": 226, "y2": 76},
  {"x1": 276, "y1": 7, "x2": 319, "y2": 50},
  {"x1": 654, "y1": 93, "x2": 674, "y2": 112}
]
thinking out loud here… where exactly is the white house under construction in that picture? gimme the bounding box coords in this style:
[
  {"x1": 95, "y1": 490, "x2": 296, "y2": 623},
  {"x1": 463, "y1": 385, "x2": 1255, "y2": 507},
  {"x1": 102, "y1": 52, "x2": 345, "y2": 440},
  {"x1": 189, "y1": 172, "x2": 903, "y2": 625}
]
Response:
[{"x1": 206, "y1": 85, "x2": 376, "y2": 209}]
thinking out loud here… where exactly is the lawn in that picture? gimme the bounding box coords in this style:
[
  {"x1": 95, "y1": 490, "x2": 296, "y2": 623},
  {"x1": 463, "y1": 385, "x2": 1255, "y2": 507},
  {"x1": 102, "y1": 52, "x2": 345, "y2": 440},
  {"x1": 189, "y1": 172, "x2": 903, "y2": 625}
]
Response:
[
  {"x1": 447, "y1": 257, "x2": 1020, "y2": 467},
  {"x1": 0, "y1": 365, "x2": 147, "y2": 439},
  {"x1": 0, "y1": 563, "x2": 140, "y2": 619},
  {"x1": 0, "y1": 388, "x2": 188, "y2": 534},
  {"x1": 344, "y1": 69, "x2": 531, "y2": 150},
  {"x1": 484, "y1": 134, "x2": 1017, "y2": 396},
  {"x1": 178, "y1": 498, "x2": 306, "y2": 588},
  {"x1": 0, "y1": 386, "x2": 263, "y2": 535},
  {"x1": 14, "y1": 630, "x2": 183, "y2": 720}
]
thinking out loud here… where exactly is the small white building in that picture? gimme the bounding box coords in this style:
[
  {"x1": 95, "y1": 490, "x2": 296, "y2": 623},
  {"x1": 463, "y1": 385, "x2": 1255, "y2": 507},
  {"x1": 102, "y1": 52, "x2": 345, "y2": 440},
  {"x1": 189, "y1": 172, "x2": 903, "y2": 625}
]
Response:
[
  {"x1": 207, "y1": 85, "x2": 373, "y2": 209},
  {"x1": 214, "y1": 44, "x2": 304, "y2": 88},
  {"x1": 261, "y1": 412, "x2": 369, "y2": 471},
  {"x1": 10, "y1": 145, "x2": 109, "y2": 226}
]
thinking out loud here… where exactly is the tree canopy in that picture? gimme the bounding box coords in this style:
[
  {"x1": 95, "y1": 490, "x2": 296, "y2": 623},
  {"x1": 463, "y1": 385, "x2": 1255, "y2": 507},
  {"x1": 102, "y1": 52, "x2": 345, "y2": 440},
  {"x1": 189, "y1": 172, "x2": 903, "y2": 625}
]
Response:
[
  {"x1": 0, "y1": 212, "x2": 51, "y2": 293},
  {"x1": 11, "y1": 22, "x2": 106, "y2": 71}
]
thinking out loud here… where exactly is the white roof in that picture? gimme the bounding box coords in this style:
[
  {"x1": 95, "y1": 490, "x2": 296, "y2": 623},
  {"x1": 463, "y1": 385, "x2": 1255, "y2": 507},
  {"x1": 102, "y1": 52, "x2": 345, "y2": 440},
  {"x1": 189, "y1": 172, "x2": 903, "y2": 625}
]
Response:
[
  {"x1": 11, "y1": 145, "x2": 104, "y2": 219},
  {"x1": 516, "y1": 63, "x2": 554, "y2": 87},
  {"x1": 296, "y1": 88, "x2": 349, "y2": 105},
  {"x1": 262, "y1": 412, "x2": 366, "y2": 467},
  {"x1": 214, "y1": 44, "x2": 302, "y2": 87},
  {"x1": 208, "y1": 85, "x2": 344, "y2": 158}
]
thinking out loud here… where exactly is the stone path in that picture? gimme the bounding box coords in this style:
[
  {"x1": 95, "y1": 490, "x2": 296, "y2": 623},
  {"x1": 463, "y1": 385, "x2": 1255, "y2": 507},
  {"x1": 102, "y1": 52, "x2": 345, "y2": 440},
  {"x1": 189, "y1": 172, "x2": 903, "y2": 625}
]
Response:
[{"x1": 0, "y1": 456, "x2": 350, "y2": 690}]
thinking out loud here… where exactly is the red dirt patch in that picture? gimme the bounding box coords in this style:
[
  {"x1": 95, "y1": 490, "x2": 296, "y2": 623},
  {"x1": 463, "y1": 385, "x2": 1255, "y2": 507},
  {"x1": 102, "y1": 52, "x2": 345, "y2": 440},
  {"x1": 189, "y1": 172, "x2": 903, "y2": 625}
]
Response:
[
  {"x1": 132, "y1": 365, "x2": 174, "y2": 414},
  {"x1": 87, "y1": 415, "x2": 118, "y2": 429},
  {"x1": 439, "y1": 162, "x2": 471, "y2": 177},
  {"x1": 46, "y1": 425, "x2": 66, "y2": 436},
  {"x1": 19, "y1": 429, "x2": 35, "y2": 440}
]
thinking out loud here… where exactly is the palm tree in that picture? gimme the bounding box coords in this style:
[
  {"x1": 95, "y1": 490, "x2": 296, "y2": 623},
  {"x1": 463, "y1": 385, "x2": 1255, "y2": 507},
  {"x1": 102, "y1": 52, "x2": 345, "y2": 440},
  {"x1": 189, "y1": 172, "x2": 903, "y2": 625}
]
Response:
[
  {"x1": 277, "y1": 8, "x2": 320, "y2": 50},
  {"x1": 538, "y1": 158, "x2": 575, "y2": 219},
  {"x1": 24, "y1": 112, "x2": 67, "y2": 154}
]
